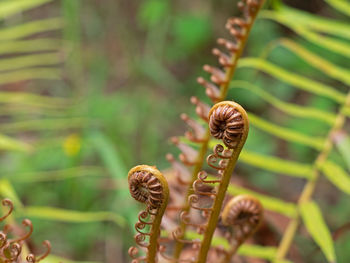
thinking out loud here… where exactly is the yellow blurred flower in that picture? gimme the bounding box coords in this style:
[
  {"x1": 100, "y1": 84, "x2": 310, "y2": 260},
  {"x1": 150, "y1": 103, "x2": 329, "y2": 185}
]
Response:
[{"x1": 63, "y1": 134, "x2": 81, "y2": 156}]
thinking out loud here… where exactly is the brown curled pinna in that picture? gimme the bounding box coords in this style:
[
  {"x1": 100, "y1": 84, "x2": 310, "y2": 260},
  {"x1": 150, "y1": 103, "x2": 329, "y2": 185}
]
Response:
[
  {"x1": 220, "y1": 194, "x2": 263, "y2": 262},
  {"x1": 222, "y1": 195, "x2": 263, "y2": 232},
  {"x1": 128, "y1": 165, "x2": 165, "y2": 209},
  {"x1": 0, "y1": 199, "x2": 51, "y2": 263},
  {"x1": 208, "y1": 101, "x2": 249, "y2": 149},
  {"x1": 128, "y1": 165, "x2": 169, "y2": 263}
]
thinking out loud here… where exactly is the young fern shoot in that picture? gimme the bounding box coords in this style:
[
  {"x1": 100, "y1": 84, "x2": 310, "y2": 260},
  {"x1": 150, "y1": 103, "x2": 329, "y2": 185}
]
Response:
[
  {"x1": 179, "y1": 101, "x2": 250, "y2": 263},
  {"x1": 128, "y1": 165, "x2": 169, "y2": 263},
  {"x1": 220, "y1": 195, "x2": 263, "y2": 263},
  {"x1": 170, "y1": 0, "x2": 265, "y2": 259}
]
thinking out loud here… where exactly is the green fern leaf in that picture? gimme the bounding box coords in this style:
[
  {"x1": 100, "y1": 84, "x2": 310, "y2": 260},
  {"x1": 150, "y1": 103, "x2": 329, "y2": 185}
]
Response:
[{"x1": 300, "y1": 201, "x2": 336, "y2": 263}]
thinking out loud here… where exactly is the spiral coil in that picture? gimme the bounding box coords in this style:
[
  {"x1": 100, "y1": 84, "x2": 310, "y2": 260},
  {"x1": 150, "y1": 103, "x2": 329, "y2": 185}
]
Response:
[
  {"x1": 128, "y1": 165, "x2": 169, "y2": 263},
  {"x1": 209, "y1": 103, "x2": 245, "y2": 149},
  {"x1": 0, "y1": 199, "x2": 51, "y2": 263}
]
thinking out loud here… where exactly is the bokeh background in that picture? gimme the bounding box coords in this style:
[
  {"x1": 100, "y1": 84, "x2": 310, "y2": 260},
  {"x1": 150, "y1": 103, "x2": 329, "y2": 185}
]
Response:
[{"x1": 0, "y1": 0, "x2": 349, "y2": 262}]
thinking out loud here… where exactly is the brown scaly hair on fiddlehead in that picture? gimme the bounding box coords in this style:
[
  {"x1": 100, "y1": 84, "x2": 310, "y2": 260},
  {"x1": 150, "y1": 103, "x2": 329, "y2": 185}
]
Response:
[
  {"x1": 0, "y1": 199, "x2": 51, "y2": 263},
  {"x1": 128, "y1": 165, "x2": 169, "y2": 263},
  {"x1": 219, "y1": 195, "x2": 263, "y2": 263}
]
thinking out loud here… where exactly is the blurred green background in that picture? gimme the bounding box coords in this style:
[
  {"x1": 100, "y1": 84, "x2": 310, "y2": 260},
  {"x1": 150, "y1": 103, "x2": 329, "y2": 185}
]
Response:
[{"x1": 0, "y1": 0, "x2": 350, "y2": 262}]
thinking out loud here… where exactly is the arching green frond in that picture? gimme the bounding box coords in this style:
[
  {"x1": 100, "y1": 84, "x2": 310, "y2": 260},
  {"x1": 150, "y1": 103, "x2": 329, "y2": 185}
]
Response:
[
  {"x1": 0, "y1": 91, "x2": 70, "y2": 108},
  {"x1": 238, "y1": 58, "x2": 345, "y2": 103},
  {"x1": 0, "y1": 0, "x2": 54, "y2": 20},
  {"x1": 240, "y1": 150, "x2": 313, "y2": 178},
  {"x1": 0, "y1": 39, "x2": 62, "y2": 55},
  {"x1": 0, "y1": 52, "x2": 62, "y2": 72},
  {"x1": 321, "y1": 161, "x2": 350, "y2": 195},
  {"x1": 248, "y1": 112, "x2": 326, "y2": 150},
  {"x1": 230, "y1": 81, "x2": 336, "y2": 125},
  {"x1": 260, "y1": 7, "x2": 350, "y2": 40},
  {"x1": 0, "y1": 18, "x2": 63, "y2": 41},
  {"x1": 0, "y1": 68, "x2": 61, "y2": 85},
  {"x1": 276, "y1": 39, "x2": 350, "y2": 85},
  {"x1": 324, "y1": 0, "x2": 350, "y2": 16},
  {"x1": 300, "y1": 201, "x2": 336, "y2": 263}
]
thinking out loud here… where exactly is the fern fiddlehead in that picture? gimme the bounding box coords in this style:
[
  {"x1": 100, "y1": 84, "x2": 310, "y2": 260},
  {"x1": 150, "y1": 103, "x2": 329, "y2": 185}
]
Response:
[
  {"x1": 169, "y1": 101, "x2": 249, "y2": 263},
  {"x1": 128, "y1": 165, "x2": 169, "y2": 263},
  {"x1": 195, "y1": 101, "x2": 249, "y2": 263},
  {"x1": 220, "y1": 195, "x2": 263, "y2": 263},
  {"x1": 170, "y1": 0, "x2": 265, "y2": 259}
]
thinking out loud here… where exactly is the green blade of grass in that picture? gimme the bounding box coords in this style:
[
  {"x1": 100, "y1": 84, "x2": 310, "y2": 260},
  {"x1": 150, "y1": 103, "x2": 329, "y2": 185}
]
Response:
[
  {"x1": 0, "y1": 179, "x2": 24, "y2": 209},
  {"x1": 11, "y1": 166, "x2": 107, "y2": 183},
  {"x1": 18, "y1": 206, "x2": 126, "y2": 227},
  {"x1": 88, "y1": 131, "x2": 137, "y2": 231},
  {"x1": 0, "y1": 133, "x2": 32, "y2": 152},
  {"x1": 0, "y1": 118, "x2": 89, "y2": 133}
]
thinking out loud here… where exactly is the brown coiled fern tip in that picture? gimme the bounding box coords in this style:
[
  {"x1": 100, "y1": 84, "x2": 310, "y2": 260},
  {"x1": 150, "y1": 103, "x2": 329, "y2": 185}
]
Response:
[
  {"x1": 222, "y1": 194, "x2": 263, "y2": 229},
  {"x1": 128, "y1": 165, "x2": 166, "y2": 209},
  {"x1": 208, "y1": 101, "x2": 249, "y2": 149}
]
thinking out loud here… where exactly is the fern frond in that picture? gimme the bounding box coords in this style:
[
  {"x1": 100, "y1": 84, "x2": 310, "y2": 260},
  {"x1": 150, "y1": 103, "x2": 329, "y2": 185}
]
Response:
[
  {"x1": 248, "y1": 112, "x2": 326, "y2": 150},
  {"x1": 230, "y1": 80, "x2": 336, "y2": 125},
  {"x1": 238, "y1": 58, "x2": 345, "y2": 102}
]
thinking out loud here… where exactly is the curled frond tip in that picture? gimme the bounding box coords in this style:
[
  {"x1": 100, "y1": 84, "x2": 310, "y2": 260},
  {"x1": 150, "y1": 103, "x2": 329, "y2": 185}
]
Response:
[
  {"x1": 128, "y1": 165, "x2": 168, "y2": 209},
  {"x1": 209, "y1": 101, "x2": 249, "y2": 148}
]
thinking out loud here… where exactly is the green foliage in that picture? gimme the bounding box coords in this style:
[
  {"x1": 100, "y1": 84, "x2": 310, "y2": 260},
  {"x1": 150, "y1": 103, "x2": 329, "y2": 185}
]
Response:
[
  {"x1": 138, "y1": 0, "x2": 170, "y2": 28},
  {"x1": 321, "y1": 161, "x2": 350, "y2": 195},
  {"x1": 172, "y1": 15, "x2": 211, "y2": 53},
  {"x1": 300, "y1": 201, "x2": 336, "y2": 263}
]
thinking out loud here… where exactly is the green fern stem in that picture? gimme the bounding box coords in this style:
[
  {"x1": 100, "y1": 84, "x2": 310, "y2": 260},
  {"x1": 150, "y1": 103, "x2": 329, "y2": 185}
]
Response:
[
  {"x1": 275, "y1": 90, "x2": 350, "y2": 261},
  {"x1": 173, "y1": 1, "x2": 264, "y2": 259},
  {"x1": 196, "y1": 101, "x2": 249, "y2": 263}
]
